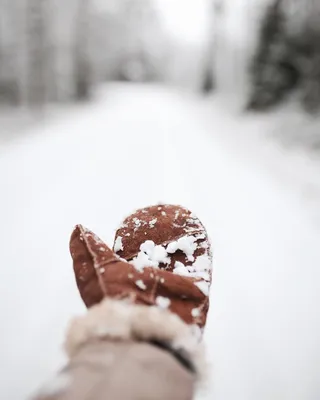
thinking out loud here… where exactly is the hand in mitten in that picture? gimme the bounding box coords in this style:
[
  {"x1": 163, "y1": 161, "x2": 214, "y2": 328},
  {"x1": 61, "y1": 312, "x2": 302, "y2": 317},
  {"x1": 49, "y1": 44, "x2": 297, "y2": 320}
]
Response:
[
  {"x1": 32, "y1": 205, "x2": 213, "y2": 400},
  {"x1": 69, "y1": 204, "x2": 213, "y2": 331}
]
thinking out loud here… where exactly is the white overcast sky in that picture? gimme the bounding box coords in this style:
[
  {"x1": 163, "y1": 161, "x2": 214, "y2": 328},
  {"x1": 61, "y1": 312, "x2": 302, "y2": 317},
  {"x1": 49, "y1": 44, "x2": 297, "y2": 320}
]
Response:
[
  {"x1": 94, "y1": 0, "x2": 211, "y2": 44},
  {"x1": 154, "y1": 0, "x2": 210, "y2": 43}
]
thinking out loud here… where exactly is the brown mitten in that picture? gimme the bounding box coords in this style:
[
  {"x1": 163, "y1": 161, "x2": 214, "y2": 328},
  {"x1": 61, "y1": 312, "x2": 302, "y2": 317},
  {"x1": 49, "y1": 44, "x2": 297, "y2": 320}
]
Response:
[
  {"x1": 70, "y1": 204, "x2": 212, "y2": 331},
  {"x1": 32, "y1": 205, "x2": 213, "y2": 400}
]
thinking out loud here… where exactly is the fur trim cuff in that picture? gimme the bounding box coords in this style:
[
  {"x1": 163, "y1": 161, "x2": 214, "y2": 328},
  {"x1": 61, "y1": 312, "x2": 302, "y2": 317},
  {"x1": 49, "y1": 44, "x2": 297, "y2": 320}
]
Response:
[{"x1": 65, "y1": 298, "x2": 207, "y2": 380}]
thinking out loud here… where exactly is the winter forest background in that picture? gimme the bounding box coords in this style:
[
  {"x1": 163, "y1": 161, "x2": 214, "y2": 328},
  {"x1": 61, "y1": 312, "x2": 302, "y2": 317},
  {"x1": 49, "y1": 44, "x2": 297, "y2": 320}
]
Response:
[
  {"x1": 1, "y1": 0, "x2": 320, "y2": 149},
  {"x1": 2, "y1": 0, "x2": 320, "y2": 400}
]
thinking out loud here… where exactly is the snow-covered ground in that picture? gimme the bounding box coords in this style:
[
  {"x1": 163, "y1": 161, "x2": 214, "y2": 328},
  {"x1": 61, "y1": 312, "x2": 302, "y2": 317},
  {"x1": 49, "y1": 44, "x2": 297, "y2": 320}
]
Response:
[{"x1": 1, "y1": 83, "x2": 320, "y2": 400}]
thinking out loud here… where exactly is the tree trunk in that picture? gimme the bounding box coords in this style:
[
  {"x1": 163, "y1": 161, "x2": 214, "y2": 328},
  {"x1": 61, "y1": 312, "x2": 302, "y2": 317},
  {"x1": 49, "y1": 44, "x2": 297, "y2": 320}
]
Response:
[
  {"x1": 201, "y1": 0, "x2": 221, "y2": 94},
  {"x1": 0, "y1": 0, "x2": 20, "y2": 105},
  {"x1": 26, "y1": 0, "x2": 47, "y2": 107},
  {"x1": 74, "y1": 0, "x2": 91, "y2": 101}
]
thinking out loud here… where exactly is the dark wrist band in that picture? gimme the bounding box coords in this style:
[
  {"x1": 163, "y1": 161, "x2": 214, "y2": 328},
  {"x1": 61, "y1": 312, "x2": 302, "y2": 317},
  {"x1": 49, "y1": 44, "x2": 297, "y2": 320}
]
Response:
[{"x1": 149, "y1": 339, "x2": 196, "y2": 374}]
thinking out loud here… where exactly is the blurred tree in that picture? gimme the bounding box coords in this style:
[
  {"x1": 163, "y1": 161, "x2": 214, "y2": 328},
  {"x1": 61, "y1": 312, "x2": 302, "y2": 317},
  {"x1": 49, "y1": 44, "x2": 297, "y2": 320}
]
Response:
[
  {"x1": 201, "y1": 63, "x2": 215, "y2": 94},
  {"x1": 25, "y1": 0, "x2": 47, "y2": 107},
  {"x1": 0, "y1": 0, "x2": 164, "y2": 109},
  {"x1": 246, "y1": 0, "x2": 297, "y2": 111},
  {"x1": 201, "y1": 0, "x2": 219, "y2": 94},
  {"x1": 0, "y1": 0, "x2": 20, "y2": 105},
  {"x1": 117, "y1": 0, "x2": 164, "y2": 82},
  {"x1": 247, "y1": 0, "x2": 320, "y2": 114},
  {"x1": 74, "y1": 0, "x2": 92, "y2": 100},
  {"x1": 91, "y1": 0, "x2": 165, "y2": 83}
]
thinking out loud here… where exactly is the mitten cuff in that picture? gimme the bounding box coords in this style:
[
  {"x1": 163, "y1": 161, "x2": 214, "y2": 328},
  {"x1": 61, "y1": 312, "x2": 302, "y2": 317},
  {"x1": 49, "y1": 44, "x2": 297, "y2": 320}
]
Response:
[{"x1": 65, "y1": 298, "x2": 207, "y2": 381}]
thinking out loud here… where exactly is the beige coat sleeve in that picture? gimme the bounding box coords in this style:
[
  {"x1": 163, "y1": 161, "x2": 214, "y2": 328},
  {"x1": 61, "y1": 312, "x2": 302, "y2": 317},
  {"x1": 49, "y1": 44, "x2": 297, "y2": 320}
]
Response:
[
  {"x1": 34, "y1": 339, "x2": 194, "y2": 400},
  {"x1": 32, "y1": 299, "x2": 206, "y2": 400}
]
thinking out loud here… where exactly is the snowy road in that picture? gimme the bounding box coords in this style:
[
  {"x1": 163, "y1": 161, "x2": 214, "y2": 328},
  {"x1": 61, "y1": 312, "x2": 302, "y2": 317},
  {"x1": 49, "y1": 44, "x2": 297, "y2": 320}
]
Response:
[{"x1": 1, "y1": 84, "x2": 320, "y2": 400}]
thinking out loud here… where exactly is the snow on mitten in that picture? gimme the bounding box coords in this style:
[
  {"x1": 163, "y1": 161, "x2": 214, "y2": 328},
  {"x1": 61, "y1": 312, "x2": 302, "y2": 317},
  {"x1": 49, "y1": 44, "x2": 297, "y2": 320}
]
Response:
[
  {"x1": 69, "y1": 205, "x2": 213, "y2": 331},
  {"x1": 113, "y1": 204, "x2": 213, "y2": 328}
]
